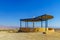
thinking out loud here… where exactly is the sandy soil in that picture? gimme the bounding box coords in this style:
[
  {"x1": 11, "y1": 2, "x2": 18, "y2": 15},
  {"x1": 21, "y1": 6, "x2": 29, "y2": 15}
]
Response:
[{"x1": 0, "y1": 32, "x2": 60, "y2": 40}]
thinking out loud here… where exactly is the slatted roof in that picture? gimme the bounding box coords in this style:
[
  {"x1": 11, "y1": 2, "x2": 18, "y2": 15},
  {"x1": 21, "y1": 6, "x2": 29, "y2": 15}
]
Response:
[{"x1": 20, "y1": 14, "x2": 54, "y2": 22}]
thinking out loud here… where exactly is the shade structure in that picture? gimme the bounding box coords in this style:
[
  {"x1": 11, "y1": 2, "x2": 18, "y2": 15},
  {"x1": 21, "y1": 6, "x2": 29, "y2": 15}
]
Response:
[
  {"x1": 20, "y1": 14, "x2": 54, "y2": 22},
  {"x1": 19, "y1": 14, "x2": 54, "y2": 33}
]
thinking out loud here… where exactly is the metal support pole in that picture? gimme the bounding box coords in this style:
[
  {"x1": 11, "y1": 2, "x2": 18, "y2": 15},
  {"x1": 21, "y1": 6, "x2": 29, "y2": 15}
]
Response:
[
  {"x1": 45, "y1": 14, "x2": 48, "y2": 32},
  {"x1": 25, "y1": 22, "x2": 26, "y2": 28},
  {"x1": 26, "y1": 21, "x2": 28, "y2": 28},
  {"x1": 33, "y1": 22, "x2": 34, "y2": 28},
  {"x1": 41, "y1": 21, "x2": 43, "y2": 28},
  {"x1": 20, "y1": 21, "x2": 22, "y2": 29},
  {"x1": 45, "y1": 20, "x2": 48, "y2": 32}
]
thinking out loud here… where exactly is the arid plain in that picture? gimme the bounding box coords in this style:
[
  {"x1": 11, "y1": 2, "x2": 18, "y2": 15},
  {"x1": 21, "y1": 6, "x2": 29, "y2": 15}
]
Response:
[{"x1": 0, "y1": 30, "x2": 60, "y2": 40}]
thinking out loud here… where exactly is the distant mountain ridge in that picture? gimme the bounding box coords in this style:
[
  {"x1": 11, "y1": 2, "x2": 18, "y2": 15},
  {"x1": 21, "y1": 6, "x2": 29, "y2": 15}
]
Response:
[{"x1": 0, "y1": 25, "x2": 20, "y2": 30}]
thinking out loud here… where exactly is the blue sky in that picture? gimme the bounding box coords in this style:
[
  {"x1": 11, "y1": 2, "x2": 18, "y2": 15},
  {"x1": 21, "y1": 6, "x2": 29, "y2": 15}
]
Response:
[{"x1": 0, "y1": 0, "x2": 60, "y2": 28}]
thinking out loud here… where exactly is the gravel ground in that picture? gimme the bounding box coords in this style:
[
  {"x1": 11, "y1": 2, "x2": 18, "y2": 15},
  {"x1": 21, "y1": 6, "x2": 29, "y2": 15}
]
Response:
[{"x1": 0, "y1": 32, "x2": 60, "y2": 40}]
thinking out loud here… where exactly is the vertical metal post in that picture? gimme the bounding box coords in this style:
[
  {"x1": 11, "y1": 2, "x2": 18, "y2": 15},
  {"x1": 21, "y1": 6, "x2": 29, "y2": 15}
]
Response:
[
  {"x1": 33, "y1": 21, "x2": 34, "y2": 28},
  {"x1": 45, "y1": 20, "x2": 48, "y2": 32},
  {"x1": 26, "y1": 21, "x2": 28, "y2": 28},
  {"x1": 25, "y1": 22, "x2": 26, "y2": 28},
  {"x1": 45, "y1": 14, "x2": 48, "y2": 32},
  {"x1": 20, "y1": 20, "x2": 22, "y2": 29},
  {"x1": 27, "y1": 21, "x2": 28, "y2": 27},
  {"x1": 41, "y1": 21, "x2": 43, "y2": 28},
  {"x1": 41, "y1": 16, "x2": 43, "y2": 28}
]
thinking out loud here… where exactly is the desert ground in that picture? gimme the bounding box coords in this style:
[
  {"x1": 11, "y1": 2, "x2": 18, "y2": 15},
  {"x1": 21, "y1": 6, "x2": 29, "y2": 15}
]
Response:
[{"x1": 0, "y1": 30, "x2": 60, "y2": 40}]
